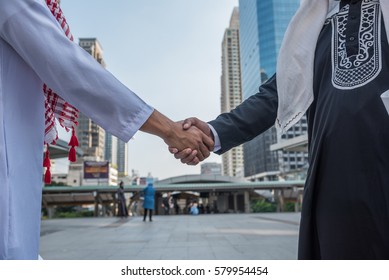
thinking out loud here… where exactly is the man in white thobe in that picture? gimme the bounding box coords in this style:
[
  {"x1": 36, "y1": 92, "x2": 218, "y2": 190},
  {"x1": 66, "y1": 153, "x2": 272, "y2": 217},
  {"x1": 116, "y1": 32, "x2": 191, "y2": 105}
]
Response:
[{"x1": 0, "y1": 0, "x2": 213, "y2": 259}]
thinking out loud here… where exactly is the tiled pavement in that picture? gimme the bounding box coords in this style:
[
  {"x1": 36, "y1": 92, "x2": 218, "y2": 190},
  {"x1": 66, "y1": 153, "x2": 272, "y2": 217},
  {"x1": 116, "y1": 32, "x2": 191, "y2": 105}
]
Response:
[{"x1": 39, "y1": 212, "x2": 300, "y2": 260}]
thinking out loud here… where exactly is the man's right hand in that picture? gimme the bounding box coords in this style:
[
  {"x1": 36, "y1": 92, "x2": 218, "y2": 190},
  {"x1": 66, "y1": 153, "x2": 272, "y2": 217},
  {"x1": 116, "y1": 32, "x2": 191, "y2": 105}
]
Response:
[
  {"x1": 169, "y1": 117, "x2": 214, "y2": 165},
  {"x1": 140, "y1": 110, "x2": 213, "y2": 162}
]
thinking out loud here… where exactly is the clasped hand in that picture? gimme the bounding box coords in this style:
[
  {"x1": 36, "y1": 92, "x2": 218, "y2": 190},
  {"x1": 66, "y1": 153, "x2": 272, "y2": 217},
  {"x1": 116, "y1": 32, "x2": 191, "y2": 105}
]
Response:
[{"x1": 168, "y1": 117, "x2": 213, "y2": 165}]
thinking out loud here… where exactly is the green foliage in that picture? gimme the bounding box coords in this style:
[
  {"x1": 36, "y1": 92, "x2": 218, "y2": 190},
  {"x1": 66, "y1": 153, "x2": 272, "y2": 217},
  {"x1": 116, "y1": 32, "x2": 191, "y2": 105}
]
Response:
[
  {"x1": 54, "y1": 210, "x2": 93, "y2": 218},
  {"x1": 46, "y1": 206, "x2": 94, "y2": 219},
  {"x1": 284, "y1": 201, "x2": 297, "y2": 212},
  {"x1": 45, "y1": 181, "x2": 67, "y2": 187},
  {"x1": 251, "y1": 199, "x2": 277, "y2": 213}
]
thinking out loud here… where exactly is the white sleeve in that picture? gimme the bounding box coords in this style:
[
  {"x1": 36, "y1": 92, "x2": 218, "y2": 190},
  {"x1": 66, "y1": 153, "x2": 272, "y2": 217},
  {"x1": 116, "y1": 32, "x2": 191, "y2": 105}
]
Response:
[
  {"x1": 207, "y1": 124, "x2": 221, "y2": 152},
  {"x1": 0, "y1": 0, "x2": 153, "y2": 142}
]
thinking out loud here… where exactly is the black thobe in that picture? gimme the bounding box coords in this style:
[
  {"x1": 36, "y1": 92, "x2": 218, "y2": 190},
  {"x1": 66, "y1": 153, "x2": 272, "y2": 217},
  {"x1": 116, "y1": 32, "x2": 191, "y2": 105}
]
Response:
[
  {"x1": 210, "y1": 0, "x2": 389, "y2": 259},
  {"x1": 299, "y1": 0, "x2": 389, "y2": 259}
]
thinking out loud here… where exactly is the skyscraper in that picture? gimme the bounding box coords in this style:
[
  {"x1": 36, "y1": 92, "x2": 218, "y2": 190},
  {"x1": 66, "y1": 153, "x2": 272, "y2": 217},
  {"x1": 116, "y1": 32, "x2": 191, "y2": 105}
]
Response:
[
  {"x1": 104, "y1": 132, "x2": 118, "y2": 167},
  {"x1": 116, "y1": 139, "x2": 128, "y2": 176},
  {"x1": 239, "y1": 0, "x2": 307, "y2": 180},
  {"x1": 105, "y1": 133, "x2": 128, "y2": 177},
  {"x1": 220, "y1": 8, "x2": 244, "y2": 177},
  {"x1": 78, "y1": 38, "x2": 129, "y2": 176},
  {"x1": 77, "y1": 38, "x2": 106, "y2": 161}
]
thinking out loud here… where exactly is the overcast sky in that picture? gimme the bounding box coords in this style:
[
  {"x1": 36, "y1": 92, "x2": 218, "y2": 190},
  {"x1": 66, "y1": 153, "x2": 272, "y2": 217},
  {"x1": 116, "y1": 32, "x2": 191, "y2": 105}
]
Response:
[{"x1": 55, "y1": 0, "x2": 239, "y2": 180}]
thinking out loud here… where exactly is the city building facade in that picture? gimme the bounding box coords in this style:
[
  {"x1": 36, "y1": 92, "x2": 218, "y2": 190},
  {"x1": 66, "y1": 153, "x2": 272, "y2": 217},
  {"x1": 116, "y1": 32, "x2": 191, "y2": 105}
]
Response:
[
  {"x1": 104, "y1": 132, "x2": 118, "y2": 168},
  {"x1": 201, "y1": 162, "x2": 222, "y2": 176},
  {"x1": 65, "y1": 38, "x2": 126, "y2": 186},
  {"x1": 66, "y1": 161, "x2": 118, "y2": 186},
  {"x1": 105, "y1": 133, "x2": 128, "y2": 177},
  {"x1": 220, "y1": 7, "x2": 244, "y2": 177},
  {"x1": 116, "y1": 139, "x2": 128, "y2": 176},
  {"x1": 76, "y1": 38, "x2": 106, "y2": 161},
  {"x1": 238, "y1": 0, "x2": 307, "y2": 180},
  {"x1": 75, "y1": 39, "x2": 129, "y2": 178}
]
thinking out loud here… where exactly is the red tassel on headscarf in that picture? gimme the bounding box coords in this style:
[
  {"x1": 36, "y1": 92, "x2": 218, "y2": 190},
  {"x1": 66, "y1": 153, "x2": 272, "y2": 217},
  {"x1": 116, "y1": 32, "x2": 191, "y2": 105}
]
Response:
[
  {"x1": 44, "y1": 168, "x2": 52, "y2": 184},
  {"x1": 43, "y1": 145, "x2": 52, "y2": 184},
  {"x1": 68, "y1": 147, "x2": 76, "y2": 162},
  {"x1": 42, "y1": 0, "x2": 78, "y2": 184},
  {"x1": 68, "y1": 127, "x2": 78, "y2": 162}
]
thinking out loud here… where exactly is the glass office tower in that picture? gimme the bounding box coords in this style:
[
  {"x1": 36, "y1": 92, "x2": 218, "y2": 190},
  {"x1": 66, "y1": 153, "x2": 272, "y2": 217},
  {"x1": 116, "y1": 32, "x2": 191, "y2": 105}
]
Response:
[{"x1": 239, "y1": 0, "x2": 305, "y2": 180}]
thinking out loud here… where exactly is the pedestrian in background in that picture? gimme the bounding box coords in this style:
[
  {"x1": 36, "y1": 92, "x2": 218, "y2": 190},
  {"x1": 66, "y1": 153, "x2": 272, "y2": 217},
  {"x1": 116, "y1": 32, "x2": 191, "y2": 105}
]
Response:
[
  {"x1": 189, "y1": 200, "x2": 199, "y2": 215},
  {"x1": 116, "y1": 181, "x2": 128, "y2": 218},
  {"x1": 142, "y1": 182, "x2": 155, "y2": 222},
  {"x1": 162, "y1": 192, "x2": 174, "y2": 215}
]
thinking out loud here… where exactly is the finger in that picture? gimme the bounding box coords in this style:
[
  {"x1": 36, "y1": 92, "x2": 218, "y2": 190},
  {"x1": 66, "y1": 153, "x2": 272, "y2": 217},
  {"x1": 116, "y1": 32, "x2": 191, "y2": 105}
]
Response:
[
  {"x1": 196, "y1": 148, "x2": 205, "y2": 161},
  {"x1": 187, "y1": 157, "x2": 200, "y2": 166},
  {"x1": 180, "y1": 150, "x2": 198, "y2": 164},
  {"x1": 168, "y1": 147, "x2": 179, "y2": 154},
  {"x1": 183, "y1": 118, "x2": 197, "y2": 130},
  {"x1": 202, "y1": 134, "x2": 214, "y2": 151},
  {"x1": 174, "y1": 148, "x2": 193, "y2": 160},
  {"x1": 198, "y1": 143, "x2": 210, "y2": 160}
]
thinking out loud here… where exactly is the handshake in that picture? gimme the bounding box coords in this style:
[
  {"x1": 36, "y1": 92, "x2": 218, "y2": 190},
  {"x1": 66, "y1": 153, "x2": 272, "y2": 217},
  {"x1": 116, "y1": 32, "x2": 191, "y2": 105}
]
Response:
[
  {"x1": 168, "y1": 117, "x2": 214, "y2": 165},
  {"x1": 140, "y1": 110, "x2": 214, "y2": 166}
]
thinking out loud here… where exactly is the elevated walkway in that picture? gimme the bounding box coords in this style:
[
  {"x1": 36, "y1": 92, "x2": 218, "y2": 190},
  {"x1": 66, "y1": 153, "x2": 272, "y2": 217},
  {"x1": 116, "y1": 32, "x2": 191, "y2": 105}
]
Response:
[{"x1": 42, "y1": 180, "x2": 305, "y2": 216}]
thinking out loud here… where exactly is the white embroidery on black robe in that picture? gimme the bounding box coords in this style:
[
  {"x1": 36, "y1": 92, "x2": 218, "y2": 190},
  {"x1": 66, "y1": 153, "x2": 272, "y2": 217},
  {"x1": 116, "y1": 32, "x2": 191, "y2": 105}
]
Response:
[{"x1": 331, "y1": 0, "x2": 382, "y2": 89}]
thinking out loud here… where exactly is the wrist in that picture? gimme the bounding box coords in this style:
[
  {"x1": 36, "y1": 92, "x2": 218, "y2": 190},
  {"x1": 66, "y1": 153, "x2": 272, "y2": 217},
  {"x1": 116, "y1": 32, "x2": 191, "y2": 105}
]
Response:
[
  {"x1": 140, "y1": 110, "x2": 175, "y2": 140},
  {"x1": 163, "y1": 122, "x2": 179, "y2": 145}
]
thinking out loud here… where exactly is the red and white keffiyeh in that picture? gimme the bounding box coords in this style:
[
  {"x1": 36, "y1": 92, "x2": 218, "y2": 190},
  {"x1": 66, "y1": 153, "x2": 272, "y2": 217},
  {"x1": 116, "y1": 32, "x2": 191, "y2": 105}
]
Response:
[{"x1": 43, "y1": 0, "x2": 79, "y2": 184}]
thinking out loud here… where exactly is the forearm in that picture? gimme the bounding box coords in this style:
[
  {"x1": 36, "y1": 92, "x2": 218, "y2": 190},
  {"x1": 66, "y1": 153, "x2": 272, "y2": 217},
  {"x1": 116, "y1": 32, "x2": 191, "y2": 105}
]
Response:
[{"x1": 140, "y1": 110, "x2": 176, "y2": 141}]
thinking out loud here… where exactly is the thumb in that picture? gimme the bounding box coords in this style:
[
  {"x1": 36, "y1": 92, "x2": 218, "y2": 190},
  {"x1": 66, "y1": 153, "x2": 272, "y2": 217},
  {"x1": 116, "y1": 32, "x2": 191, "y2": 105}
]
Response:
[{"x1": 183, "y1": 118, "x2": 196, "y2": 130}]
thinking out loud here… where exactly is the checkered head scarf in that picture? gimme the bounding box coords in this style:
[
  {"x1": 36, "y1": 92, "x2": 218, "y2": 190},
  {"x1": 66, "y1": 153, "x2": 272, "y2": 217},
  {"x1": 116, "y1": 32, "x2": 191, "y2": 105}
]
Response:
[{"x1": 43, "y1": 0, "x2": 79, "y2": 184}]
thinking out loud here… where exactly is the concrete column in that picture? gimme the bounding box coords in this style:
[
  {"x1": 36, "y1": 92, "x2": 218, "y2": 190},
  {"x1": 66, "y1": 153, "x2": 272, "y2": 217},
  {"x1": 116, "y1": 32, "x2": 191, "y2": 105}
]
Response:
[
  {"x1": 93, "y1": 191, "x2": 100, "y2": 217},
  {"x1": 298, "y1": 191, "x2": 303, "y2": 212},
  {"x1": 233, "y1": 193, "x2": 238, "y2": 213},
  {"x1": 244, "y1": 191, "x2": 250, "y2": 213},
  {"x1": 276, "y1": 189, "x2": 285, "y2": 212},
  {"x1": 94, "y1": 202, "x2": 99, "y2": 217},
  {"x1": 47, "y1": 207, "x2": 56, "y2": 219}
]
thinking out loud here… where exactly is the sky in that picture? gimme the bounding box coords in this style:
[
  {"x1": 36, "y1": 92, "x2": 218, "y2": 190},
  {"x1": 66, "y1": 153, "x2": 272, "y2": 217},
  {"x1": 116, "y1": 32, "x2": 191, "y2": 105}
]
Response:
[{"x1": 55, "y1": 0, "x2": 239, "y2": 180}]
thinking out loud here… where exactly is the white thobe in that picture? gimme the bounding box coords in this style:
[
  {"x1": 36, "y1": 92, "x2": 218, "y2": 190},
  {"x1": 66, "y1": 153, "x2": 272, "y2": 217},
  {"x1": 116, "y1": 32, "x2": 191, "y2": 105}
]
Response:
[{"x1": 0, "y1": 0, "x2": 154, "y2": 259}]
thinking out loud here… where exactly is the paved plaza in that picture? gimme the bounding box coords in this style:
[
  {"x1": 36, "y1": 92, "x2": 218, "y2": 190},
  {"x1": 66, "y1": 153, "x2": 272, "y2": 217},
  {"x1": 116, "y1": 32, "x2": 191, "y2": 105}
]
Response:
[{"x1": 39, "y1": 213, "x2": 300, "y2": 260}]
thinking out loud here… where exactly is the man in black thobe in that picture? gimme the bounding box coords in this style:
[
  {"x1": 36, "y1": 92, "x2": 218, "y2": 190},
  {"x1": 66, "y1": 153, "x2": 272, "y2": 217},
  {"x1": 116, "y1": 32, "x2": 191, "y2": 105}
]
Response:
[{"x1": 172, "y1": 0, "x2": 389, "y2": 259}]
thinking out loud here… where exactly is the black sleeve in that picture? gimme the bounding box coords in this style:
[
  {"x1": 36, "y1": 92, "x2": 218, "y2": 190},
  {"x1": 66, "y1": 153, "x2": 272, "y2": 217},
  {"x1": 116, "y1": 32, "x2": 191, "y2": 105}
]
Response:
[{"x1": 208, "y1": 74, "x2": 278, "y2": 154}]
